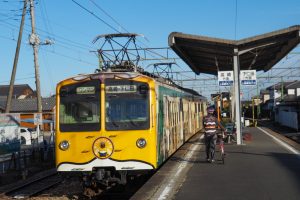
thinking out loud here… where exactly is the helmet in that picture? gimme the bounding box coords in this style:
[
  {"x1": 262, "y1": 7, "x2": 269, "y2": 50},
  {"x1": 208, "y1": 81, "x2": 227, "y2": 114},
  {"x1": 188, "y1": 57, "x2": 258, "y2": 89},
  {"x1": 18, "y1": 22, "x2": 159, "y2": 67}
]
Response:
[{"x1": 207, "y1": 107, "x2": 215, "y2": 114}]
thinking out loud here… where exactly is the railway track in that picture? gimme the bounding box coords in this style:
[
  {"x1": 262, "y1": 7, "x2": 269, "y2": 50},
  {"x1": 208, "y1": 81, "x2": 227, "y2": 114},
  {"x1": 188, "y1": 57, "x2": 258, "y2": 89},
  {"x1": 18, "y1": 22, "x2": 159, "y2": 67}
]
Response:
[
  {"x1": 93, "y1": 175, "x2": 152, "y2": 200},
  {"x1": 4, "y1": 170, "x2": 62, "y2": 199},
  {"x1": 258, "y1": 119, "x2": 300, "y2": 144}
]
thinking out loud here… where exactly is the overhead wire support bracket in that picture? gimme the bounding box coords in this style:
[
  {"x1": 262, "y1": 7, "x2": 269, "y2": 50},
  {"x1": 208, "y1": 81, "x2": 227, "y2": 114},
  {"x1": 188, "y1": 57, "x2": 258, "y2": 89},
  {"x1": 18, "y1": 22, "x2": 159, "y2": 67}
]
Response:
[{"x1": 152, "y1": 62, "x2": 176, "y2": 81}]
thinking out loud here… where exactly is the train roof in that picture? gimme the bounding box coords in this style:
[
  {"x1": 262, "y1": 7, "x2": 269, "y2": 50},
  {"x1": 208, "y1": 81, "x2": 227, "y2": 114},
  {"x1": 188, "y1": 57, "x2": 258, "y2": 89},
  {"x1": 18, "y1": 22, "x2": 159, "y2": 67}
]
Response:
[
  {"x1": 59, "y1": 70, "x2": 206, "y2": 101},
  {"x1": 140, "y1": 71, "x2": 206, "y2": 100}
]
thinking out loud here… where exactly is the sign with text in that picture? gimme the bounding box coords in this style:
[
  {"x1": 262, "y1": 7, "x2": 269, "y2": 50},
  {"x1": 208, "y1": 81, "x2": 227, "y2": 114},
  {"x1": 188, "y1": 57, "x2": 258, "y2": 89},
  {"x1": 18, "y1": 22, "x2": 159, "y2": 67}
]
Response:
[
  {"x1": 34, "y1": 113, "x2": 43, "y2": 125},
  {"x1": 240, "y1": 70, "x2": 257, "y2": 85},
  {"x1": 106, "y1": 85, "x2": 137, "y2": 93},
  {"x1": 218, "y1": 71, "x2": 234, "y2": 86}
]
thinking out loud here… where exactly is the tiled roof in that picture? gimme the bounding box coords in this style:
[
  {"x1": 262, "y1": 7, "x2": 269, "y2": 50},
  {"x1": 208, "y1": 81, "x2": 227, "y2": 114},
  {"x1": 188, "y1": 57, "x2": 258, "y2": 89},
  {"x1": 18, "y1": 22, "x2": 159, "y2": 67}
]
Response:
[
  {"x1": 0, "y1": 84, "x2": 34, "y2": 97},
  {"x1": 0, "y1": 97, "x2": 55, "y2": 112},
  {"x1": 0, "y1": 97, "x2": 6, "y2": 111}
]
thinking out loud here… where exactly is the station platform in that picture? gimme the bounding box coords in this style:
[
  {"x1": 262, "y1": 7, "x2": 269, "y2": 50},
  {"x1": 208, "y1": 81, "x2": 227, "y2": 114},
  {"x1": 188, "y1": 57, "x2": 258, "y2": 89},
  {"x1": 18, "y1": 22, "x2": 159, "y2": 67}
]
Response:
[{"x1": 131, "y1": 127, "x2": 300, "y2": 200}]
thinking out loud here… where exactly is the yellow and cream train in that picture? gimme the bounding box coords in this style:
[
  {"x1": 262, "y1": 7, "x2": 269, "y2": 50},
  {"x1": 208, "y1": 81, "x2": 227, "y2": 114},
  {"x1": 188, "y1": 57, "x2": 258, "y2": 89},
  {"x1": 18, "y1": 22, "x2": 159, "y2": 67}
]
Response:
[{"x1": 55, "y1": 70, "x2": 207, "y2": 187}]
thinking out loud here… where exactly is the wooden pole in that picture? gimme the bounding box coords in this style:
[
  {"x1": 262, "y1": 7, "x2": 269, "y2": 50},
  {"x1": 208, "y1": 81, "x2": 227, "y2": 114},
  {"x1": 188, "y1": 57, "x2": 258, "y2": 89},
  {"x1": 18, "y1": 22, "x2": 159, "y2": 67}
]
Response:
[
  {"x1": 5, "y1": 0, "x2": 28, "y2": 113},
  {"x1": 29, "y1": 0, "x2": 42, "y2": 113}
]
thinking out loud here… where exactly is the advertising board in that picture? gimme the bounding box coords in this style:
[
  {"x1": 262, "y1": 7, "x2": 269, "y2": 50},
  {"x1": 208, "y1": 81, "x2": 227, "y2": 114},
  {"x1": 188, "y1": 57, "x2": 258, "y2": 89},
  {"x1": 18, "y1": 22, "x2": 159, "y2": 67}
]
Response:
[{"x1": 0, "y1": 113, "x2": 20, "y2": 155}]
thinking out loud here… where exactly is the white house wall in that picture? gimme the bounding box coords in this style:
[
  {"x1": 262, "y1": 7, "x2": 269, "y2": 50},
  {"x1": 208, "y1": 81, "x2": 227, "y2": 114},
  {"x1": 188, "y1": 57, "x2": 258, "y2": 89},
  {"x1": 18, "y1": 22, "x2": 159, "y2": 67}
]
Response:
[
  {"x1": 276, "y1": 110, "x2": 298, "y2": 130},
  {"x1": 270, "y1": 91, "x2": 281, "y2": 99},
  {"x1": 263, "y1": 94, "x2": 270, "y2": 103},
  {"x1": 287, "y1": 89, "x2": 295, "y2": 95}
]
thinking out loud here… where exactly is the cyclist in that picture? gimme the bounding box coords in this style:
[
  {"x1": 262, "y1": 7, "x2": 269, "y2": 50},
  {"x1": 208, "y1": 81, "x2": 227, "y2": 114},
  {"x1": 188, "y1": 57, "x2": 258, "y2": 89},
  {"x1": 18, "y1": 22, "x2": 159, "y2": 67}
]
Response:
[{"x1": 203, "y1": 106, "x2": 225, "y2": 163}]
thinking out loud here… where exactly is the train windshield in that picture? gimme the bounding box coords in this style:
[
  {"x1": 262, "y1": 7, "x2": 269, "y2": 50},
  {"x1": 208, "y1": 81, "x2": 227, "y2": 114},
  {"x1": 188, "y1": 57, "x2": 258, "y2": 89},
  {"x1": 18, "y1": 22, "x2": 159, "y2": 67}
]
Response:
[
  {"x1": 59, "y1": 80, "x2": 101, "y2": 132},
  {"x1": 105, "y1": 79, "x2": 150, "y2": 130}
]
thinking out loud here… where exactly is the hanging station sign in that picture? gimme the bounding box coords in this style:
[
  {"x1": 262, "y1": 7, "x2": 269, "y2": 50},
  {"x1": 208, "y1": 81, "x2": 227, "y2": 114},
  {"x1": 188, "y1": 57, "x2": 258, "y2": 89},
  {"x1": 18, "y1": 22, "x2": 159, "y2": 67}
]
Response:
[
  {"x1": 218, "y1": 71, "x2": 234, "y2": 86},
  {"x1": 240, "y1": 70, "x2": 257, "y2": 86}
]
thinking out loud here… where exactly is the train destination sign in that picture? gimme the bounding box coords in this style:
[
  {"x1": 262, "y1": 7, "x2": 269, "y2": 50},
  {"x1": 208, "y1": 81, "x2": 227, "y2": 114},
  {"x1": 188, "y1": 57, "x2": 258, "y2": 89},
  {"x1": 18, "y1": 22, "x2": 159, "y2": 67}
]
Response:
[
  {"x1": 218, "y1": 71, "x2": 234, "y2": 86},
  {"x1": 76, "y1": 86, "x2": 96, "y2": 94},
  {"x1": 240, "y1": 70, "x2": 257, "y2": 85},
  {"x1": 106, "y1": 85, "x2": 137, "y2": 93}
]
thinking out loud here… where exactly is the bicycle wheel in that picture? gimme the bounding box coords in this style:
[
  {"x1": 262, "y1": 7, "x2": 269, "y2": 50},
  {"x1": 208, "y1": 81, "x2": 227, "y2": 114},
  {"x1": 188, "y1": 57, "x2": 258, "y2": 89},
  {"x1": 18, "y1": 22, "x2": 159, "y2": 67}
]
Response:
[
  {"x1": 221, "y1": 152, "x2": 225, "y2": 164},
  {"x1": 220, "y1": 144, "x2": 225, "y2": 164}
]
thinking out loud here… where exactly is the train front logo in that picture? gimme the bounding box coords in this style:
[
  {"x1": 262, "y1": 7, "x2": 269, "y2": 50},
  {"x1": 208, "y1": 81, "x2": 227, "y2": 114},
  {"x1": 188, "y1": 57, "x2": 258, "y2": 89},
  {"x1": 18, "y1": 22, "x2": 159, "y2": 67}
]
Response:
[{"x1": 92, "y1": 137, "x2": 114, "y2": 159}]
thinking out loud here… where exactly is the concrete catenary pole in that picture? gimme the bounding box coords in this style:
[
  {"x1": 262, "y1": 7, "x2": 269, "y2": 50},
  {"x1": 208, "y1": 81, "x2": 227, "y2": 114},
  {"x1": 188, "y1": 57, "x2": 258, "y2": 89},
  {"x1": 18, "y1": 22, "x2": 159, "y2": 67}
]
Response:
[
  {"x1": 5, "y1": 0, "x2": 28, "y2": 113},
  {"x1": 29, "y1": 0, "x2": 42, "y2": 113}
]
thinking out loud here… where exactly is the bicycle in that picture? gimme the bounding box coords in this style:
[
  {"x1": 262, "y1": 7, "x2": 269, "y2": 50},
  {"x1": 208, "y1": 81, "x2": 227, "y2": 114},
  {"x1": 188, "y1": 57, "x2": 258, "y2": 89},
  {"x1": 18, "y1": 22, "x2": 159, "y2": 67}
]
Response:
[
  {"x1": 224, "y1": 123, "x2": 236, "y2": 143},
  {"x1": 217, "y1": 131, "x2": 226, "y2": 164}
]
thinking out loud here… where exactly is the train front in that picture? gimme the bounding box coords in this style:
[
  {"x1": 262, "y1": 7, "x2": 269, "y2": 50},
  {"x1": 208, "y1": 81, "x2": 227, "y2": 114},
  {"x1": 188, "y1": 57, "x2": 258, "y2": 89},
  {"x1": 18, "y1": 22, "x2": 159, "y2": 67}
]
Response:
[{"x1": 55, "y1": 72, "x2": 157, "y2": 187}]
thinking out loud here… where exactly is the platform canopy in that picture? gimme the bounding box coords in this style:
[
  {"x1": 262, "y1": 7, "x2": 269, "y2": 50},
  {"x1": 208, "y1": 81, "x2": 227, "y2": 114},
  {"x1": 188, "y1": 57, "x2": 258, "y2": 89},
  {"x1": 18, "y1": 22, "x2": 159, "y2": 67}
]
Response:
[{"x1": 168, "y1": 25, "x2": 300, "y2": 75}]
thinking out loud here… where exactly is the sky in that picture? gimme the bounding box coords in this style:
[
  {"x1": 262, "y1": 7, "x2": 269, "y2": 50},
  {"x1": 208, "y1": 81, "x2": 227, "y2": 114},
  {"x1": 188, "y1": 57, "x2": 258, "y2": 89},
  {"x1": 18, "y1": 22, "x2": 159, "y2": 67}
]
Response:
[{"x1": 0, "y1": 0, "x2": 300, "y2": 99}]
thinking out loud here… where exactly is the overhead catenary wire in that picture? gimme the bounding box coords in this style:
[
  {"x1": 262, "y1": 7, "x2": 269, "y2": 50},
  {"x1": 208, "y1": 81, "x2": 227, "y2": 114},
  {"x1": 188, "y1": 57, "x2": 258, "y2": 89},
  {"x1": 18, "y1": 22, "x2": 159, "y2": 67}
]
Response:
[
  {"x1": 234, "y1": 0, "x2": 238, "y2": 40},
  {"x1": 1, "y1": 1, "x2": 299, "y2": 100},
  {"x1": 71, "y1": 0, "x2": 171, "y2": 64},
  {"x1": 88, "y1": 0, "x2": 129, "y2": 33},
  {"x1": 71, "y1": 0, "x2": 120, "y2": 33}
]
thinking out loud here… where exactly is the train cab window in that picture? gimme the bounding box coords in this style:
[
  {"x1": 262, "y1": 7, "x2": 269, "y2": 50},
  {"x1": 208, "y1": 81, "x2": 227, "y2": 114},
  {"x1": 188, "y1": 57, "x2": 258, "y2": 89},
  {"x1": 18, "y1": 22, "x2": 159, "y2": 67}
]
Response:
[
  {"x1": 105, "y1": 79, "x2": 150, "y2": 131},
  {"x1": 59, "y1": 80, "x2": 100, "y2": 132}
]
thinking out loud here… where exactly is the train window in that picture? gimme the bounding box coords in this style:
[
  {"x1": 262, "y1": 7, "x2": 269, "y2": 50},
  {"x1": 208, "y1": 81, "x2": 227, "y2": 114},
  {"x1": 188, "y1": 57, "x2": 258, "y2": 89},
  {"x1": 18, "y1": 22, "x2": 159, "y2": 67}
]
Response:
[
  {"x1": 59, "y1": 80, "x2": 100, "y2": 132},
  {"x1": 105, "y1": 79, "x2": 150, "y2": 131}
]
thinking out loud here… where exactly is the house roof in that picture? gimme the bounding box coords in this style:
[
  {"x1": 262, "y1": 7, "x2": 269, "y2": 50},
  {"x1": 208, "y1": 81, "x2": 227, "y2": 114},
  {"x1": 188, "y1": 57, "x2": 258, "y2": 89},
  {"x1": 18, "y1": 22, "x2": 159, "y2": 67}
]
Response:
[
  {"x1": 286, "y1": 80, "x2": 300, "y2": 89},
  {"x1": 0, "y1": 97, "x2": 55, "y2": 112},
  {"x1": 260, "y1": 89, "x2": 270, "y2": 94},
  {"x1": 266, "y1": 81, "x2": 298, "y2": 90},
  {"x1": 0, "y1": 84, "x2": 34, "y2": 97},
  {"x1": 0, "y1": 97, "x2": 6, "y2": 111},
  {"x1": 168, "y1": 25, "x2": 300, "y2": 75},
  {"x1": 278, "y1": 95, "x2": 300, "y2": 106}
]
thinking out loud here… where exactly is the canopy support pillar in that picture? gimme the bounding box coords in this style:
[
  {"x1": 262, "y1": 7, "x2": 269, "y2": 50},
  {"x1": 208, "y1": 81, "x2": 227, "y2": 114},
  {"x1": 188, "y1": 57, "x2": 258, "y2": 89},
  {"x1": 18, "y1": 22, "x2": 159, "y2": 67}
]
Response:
[{"x1": 233, "y1": 48, "x2": 242, "y2": 145}]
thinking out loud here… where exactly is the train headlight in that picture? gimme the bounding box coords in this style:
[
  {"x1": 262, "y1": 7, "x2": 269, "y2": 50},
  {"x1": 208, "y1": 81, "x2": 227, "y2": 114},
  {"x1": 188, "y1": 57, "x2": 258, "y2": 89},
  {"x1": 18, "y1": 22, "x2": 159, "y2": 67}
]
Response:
[
  {"x1": 59, "y1": 140, "x2": 70, "y2": 151},
  {"x1": 136, "y1": 138, "x2": 147, "y2": 148}
]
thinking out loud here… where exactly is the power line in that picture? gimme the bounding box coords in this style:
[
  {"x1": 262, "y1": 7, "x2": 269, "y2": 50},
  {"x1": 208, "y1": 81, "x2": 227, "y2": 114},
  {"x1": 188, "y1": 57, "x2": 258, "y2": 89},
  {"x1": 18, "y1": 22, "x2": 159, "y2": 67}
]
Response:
[
  {"x1": 71, "y1": 0, "x2": 169, "y2": 64},
  {"x1": 234, "y1": 0, "x2": 238, "y2": 39},
  {"x1": 0, "y1": 19, "x2": 94, "y2": 51},
  {"x1": 71, "y1": 0, "x2": 120, "y2": 33},
  {"x1": 0, "y1": 30, "x2": 98, "y2": 67},
  {"x1": 40, "y1": 47, "x2": 97, "y2": 66},
  {"x1": 38, "y1": 0, "x2": 54, "y2": 40},
  {"x1": 0, "y1": 20, "x2": 95, "y2": 58},
  {"x1": 88, "y1": 0, "x2": 129, "y2": 33},
  {"x1": 0, "y1": 76, "x2": 35, "y2": 83}
]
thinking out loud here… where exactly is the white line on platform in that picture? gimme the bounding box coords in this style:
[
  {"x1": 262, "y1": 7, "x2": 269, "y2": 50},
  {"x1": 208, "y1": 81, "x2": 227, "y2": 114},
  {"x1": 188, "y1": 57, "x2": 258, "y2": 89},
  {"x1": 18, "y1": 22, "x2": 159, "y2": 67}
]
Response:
[
  {"x1": 257, "y1": 127, "x2": 300, "y2": 157},
  {"x1": 157, "y1": 138, "x2": 200, "y2": 200}
]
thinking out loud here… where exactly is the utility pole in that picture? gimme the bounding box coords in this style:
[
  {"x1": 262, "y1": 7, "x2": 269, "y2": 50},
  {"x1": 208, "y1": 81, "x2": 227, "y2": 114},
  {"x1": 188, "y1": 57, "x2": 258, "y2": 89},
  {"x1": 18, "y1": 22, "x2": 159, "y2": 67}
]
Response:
[
  {"x1": 5, "y1": 0, "x2": 28, "y2": 113},
  {"x1": 29, "y1": 0, "x2": 42, "y2": 113}
]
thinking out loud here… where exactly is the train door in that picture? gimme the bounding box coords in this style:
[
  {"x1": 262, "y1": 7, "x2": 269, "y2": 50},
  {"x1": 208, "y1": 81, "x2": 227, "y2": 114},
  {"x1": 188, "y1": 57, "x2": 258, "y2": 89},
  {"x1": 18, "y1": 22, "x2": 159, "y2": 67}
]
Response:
[
  {"x1": 162, "y1": 96, "x2": 170, "y2": 158},
  {"x1": 179, "y1": 98, "x2": 184, "y2": 143}
]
